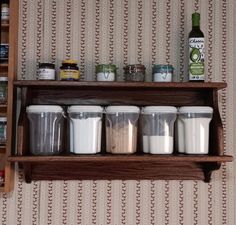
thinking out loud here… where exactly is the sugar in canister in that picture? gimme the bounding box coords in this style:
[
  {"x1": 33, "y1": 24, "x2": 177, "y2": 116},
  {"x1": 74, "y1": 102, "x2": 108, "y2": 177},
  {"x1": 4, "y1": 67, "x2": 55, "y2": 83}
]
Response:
[
  {"x1": 153, "y1": 64, "x2": 174, "y2": 82},
  {"x1": 96, "y1": 64, "x2": 117, "y2": 81},
  {"x1": 38, "y1": 63, "x2": 56, "y2": 80},
  {"x1": 60, "y1": 60, "x2": 80, "y2": 81},
  {"x1": 123, "y1": 64, "x2": 146, "y2": 82}
]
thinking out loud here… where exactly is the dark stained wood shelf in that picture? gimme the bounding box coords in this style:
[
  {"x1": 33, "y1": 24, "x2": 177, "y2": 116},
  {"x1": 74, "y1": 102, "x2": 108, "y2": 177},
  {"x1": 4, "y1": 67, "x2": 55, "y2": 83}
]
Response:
[
  {"x1": 0, "y1": 63, "x2": 8, "y2": 68},
  {"x1": 14, "y1": 80, "x2": 227, "y2": 90},
  {"x1": 1, "y1": 23, "x2": 9, "y2": 28},
  {"x1": 8, "y1": 154, "x2": 233, "y2": 163},
  {"x1": 11, "y1": 81, "x2": 233, "y2": 183}
]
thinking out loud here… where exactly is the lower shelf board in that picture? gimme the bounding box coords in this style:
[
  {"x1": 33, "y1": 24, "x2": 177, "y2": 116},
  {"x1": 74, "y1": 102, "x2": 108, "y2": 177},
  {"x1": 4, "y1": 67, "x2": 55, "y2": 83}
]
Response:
[{"x1": 8, "y1": 154, "x2": 233, "y2": 183}]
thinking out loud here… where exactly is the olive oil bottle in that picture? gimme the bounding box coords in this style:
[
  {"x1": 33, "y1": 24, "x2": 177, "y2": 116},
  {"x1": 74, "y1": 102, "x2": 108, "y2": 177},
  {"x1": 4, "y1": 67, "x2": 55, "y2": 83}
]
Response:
[{"x1": 189, "y1": 13, "x2": 205, "y2": 81}]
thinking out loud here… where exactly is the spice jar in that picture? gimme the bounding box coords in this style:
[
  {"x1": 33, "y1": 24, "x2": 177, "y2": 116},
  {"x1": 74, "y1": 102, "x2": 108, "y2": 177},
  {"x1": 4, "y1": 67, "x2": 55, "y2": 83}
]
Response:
[
  {"x1": 1, "y1": 0, "x2": 9, "y2": 24},
  {"x1": 0, "y1": 77, "x2": 7, "y2": 103},
  {"x1": 123, "y1": 64, "x2": 146, "y2": 82},
  {"x1": 96, "y1": 64, "x2": 117, "y2": 81},
  {"x1": 153, "y1": 64, "x2": 174, "y2": 82},
  {"x1": 0, "y1": 117, "x2": 7, "y2": 144},
  {"x1": 0, "y1": 170, "x2": 4, "y2": 187},
  {"x1": 60, "y1": 60, "x2": 80, "y2": 81},
  {"x1": 38, "y1": 63, "x2": 56, "y2": 80},
  {"x1": 0, "y1": 44, "x2": 9, "y2": 62}
]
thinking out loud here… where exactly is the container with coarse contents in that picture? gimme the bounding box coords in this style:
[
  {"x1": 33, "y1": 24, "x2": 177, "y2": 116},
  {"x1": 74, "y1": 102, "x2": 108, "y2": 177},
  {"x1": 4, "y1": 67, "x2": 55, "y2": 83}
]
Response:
[
  {"x1": 177, "y1": 106, "x2": 213, "y2": 154},
  {"x1": 96, "y1": 64, "x2": 117, "y2": 81},
  {"x1": 68, "y1": 105, "x2": 103, "y2": 154},
  {"x1": 60, "y1": 60, "x2": 80, "y2": 81},
  {"x1": 123, "y1": 64, "x2": 146, "y2": 82},
  {"x1": 26, "y1": 105, "x2": 65, "y2": 155},
  {"x1": 105, "y1": 106, "x2": 140, "y2": 154},
  {"x1": 141, "y1": 106, "x2": 177, "y2": 154}
]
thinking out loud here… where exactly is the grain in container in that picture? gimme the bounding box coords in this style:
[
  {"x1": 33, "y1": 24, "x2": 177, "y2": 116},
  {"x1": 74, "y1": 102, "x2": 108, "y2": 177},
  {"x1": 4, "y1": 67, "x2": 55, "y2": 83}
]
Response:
[
  {"x1": 105, "y1": 106, "x2": 140, "y2": 154},
  {"x1": 68, "y1": 105, "x2": 103, "y2": 154},
  {"x1": 141, "y1": 106, "x2": 177, "y2": 154},
  {"x1": 177, "y1": 106, "x2": 213, "y2": 154},
  {"x1": 26, "y1": 105, "x2": 65, "y2": 155}
]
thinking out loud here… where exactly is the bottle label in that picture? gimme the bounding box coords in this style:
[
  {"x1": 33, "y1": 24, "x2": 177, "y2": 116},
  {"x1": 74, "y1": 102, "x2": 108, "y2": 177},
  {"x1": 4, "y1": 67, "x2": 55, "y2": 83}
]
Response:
[
  {"x1": 1, "y1": 5, "x2": 9, "y2": 21},
  {"x1": 60, "y1": 69, "x2": 80, "y2": 80},
  {"x1": 189, "y1": 38, "x2": 204, "y2": 81},
  {"x1": 38, "y1": 68, "x2": 55, "y2": 80}
]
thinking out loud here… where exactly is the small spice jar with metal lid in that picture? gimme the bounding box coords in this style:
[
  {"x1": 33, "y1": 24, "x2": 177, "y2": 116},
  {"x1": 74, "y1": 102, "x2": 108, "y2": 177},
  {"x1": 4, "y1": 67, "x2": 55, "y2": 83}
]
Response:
[
  {"x1": 0, "y1": 117, "x2": 7, "y2": 144},
  {"x1": 96, "y1": 64, "x2": 117, "y2": 81},
  {"x1": 0, "y1": 77, "x2": 7, "y2": 103},
  {"x1": 123, "y1": 64, "x2": 146, "y2": 82},
  {"x1": 60, "y1": 60, "x2": 80, "y2": 81},
  {"x1": 38, "y1": 63, "x2": 56, "y2": 80},
  {"x1": 0, "y1": 170, "x2": 4, "y2": 187},
  {"x1": 153, "y1": 64, "x2": 174, "y2": 82}
]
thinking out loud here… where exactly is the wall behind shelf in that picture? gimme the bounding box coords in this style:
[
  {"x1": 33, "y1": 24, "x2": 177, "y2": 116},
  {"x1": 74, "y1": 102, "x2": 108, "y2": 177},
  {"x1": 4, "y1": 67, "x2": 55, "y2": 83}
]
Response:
[{"x1": 0, "y1": 0, "x2": 235, "y2": 224}]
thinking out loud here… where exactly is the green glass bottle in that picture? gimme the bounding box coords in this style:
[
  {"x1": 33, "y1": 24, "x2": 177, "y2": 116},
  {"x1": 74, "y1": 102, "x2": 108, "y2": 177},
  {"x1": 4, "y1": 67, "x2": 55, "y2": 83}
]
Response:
[{"x1": 189, "y1": 13, "x2": 205, "y2": 82}]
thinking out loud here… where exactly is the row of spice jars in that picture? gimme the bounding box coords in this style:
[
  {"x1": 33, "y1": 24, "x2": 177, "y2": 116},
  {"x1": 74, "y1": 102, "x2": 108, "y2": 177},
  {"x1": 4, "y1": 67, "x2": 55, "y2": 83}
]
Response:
[
  {"x1": 26, "y1": 105, "x2": 213, "y2": 155},
  {"x1": 38, "y1": 61, "x2": 174, "y2": 82}
]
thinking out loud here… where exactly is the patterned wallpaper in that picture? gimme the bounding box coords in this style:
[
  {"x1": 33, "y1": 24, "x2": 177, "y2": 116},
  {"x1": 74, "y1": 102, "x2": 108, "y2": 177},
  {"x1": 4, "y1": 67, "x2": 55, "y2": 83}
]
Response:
[{"x1": 0, "y1": 0, "x2": 235, "y2": 224}]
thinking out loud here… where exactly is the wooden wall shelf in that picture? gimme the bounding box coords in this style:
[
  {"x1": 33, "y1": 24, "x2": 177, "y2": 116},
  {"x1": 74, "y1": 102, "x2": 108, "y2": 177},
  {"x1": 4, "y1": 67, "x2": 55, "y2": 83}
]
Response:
[{"x1": 10, "y1": 81, "x2": 233, "y2": 183}]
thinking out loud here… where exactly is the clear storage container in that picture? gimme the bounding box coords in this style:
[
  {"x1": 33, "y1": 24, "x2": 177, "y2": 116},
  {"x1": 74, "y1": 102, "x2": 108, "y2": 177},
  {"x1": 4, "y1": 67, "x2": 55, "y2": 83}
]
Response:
[
  {"x1": 141, "y1": 106, "x2": 177, "y2": 154},
  {"x1": 106, "y1": 106, "x2": 140, "y2": 154},
  {"x1": 26, "y1": 105, "x2": 65, "y2": 155},
  {"x1": 68, "y1": 105, "x2": 103, "y2": 154},
  {"x1": 0, "y1": 117, "x2": 7, "y2": 144},
  {"x1": 177, "y1": 106, "x2": 213, "y2": 154}
]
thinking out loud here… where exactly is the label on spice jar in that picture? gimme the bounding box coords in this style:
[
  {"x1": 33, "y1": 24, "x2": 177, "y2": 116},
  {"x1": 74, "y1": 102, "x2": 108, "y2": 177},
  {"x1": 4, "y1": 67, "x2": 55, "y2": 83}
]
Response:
[
  {"x1": 38, "y1": 68, "x2": 55, "y2": 80},
  {"x1": 189, "y1": 38, "x2": 205, "y2": 81},
  {"x1": 60, "y1": 69, "x2": 80, "y2": 80},
  {"x1": 1, "y1": 4, "x2": 9, "y2": 21}
]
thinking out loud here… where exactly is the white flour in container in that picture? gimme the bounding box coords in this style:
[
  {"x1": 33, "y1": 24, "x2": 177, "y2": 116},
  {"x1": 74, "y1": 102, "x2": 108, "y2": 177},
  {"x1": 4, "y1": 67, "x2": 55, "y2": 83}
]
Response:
[
  {"x1": 71, "y1": 117, "x2": 102, "y2": 154},
  {"x1": 182, "y1": 117, "x2": 211, "y2": 154},
  {"x1": 143, "y1": 135, "x2": 173, "y2": 154}
]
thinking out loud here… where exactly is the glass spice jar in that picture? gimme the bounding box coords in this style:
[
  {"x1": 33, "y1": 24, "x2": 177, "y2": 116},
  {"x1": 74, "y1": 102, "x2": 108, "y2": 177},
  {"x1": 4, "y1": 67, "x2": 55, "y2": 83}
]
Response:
[
  {"x1": 123, "y1": 64, "x2": 146, "y2": 82},
  {"x1": 38, "y1": 63, "x2": 56, "y2": 80},
  {"x1": 60, "y1": 60, "x2": 80, "y2": 81},
  {"x1": 0, "y1": 117, "x2": 7, "y2": 144},
  {"x1": 0, "y1": 77, "x2": 8, "y2": 103},
  {"x1": 0, "y1": 170, "x2": 4, "y2": 187},
  {"x1": 153, "y1": 64, "x2": 174, "y2": 82},
  {"x1": 96, "y1": 64, "x2": 117, "y2": 81},
  {"x1": 1, "y1": 0, "x2": 9, "y2": 24}
]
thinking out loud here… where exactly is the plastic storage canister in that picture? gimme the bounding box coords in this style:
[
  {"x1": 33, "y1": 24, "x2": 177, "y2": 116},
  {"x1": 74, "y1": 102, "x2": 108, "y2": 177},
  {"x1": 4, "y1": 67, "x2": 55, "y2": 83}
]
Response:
[
  {"x1": 38, "y1": 63, "x2": 56, "y2": 80},
  {"x1": 26, "y1": 105, "x2": 65, "y2": 155},
  {"x1": 177, "y1": 106, "x2": 213, "y2": 154},
  {"x1": 106, "y1": 106, "x2": 140, "y2": 154},
  {"x1": 153, "y1": 64, "x2": 174, "y2": 82},
  {"x1": 141, "y1": 106, "x2": 177, "y2": 154},
  {"x1": 60, "y1": 60, "x2": 80, "y2": 81},
  {"x1": 123, "y1": 64, "x2": 146, "y2": 82},
  {"x1": 0, "y1": 117, "x2": 7, "y2": 144},
  {"x1": 96, "y1": 64, "x2": 117, "y2": 81},
  {"x1": 68, "y1": 105, "x2": 103, "y2": 154},
  {"x1": 0, "y1": 77, "x2": 7, "y2": 103}
]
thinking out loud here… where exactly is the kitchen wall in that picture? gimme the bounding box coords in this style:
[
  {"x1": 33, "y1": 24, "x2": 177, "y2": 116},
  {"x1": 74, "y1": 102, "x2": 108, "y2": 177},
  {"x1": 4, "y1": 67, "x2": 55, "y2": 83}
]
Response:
[{"x1": 0, "y1": 0, "x2": 235, "y2": 224}]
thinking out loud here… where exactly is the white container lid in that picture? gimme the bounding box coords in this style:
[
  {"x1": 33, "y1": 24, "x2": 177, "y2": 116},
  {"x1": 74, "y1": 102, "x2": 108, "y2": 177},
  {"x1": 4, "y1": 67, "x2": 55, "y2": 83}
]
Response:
[
  {"x1": 0, "y1": 77, "x2": 8, "y2": 81},
  {"x1": 26, "y1": 105, "x2": 64, "y2": 113},
  {"x1": 179, "y1": 106, "x2": 213, "y2": 114},
  {"x1": 106, "y1": 106, "x2": 140, "y2": 113},
  {"x1": 142, "y1": 106, "x2": 177, "y2": 114},
  {"x1": 68, "y1": 105, "x2": 103, "y2": 113},
  {"x1": 0, "y1": 117, "x2": 7, "y2": 122}
]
